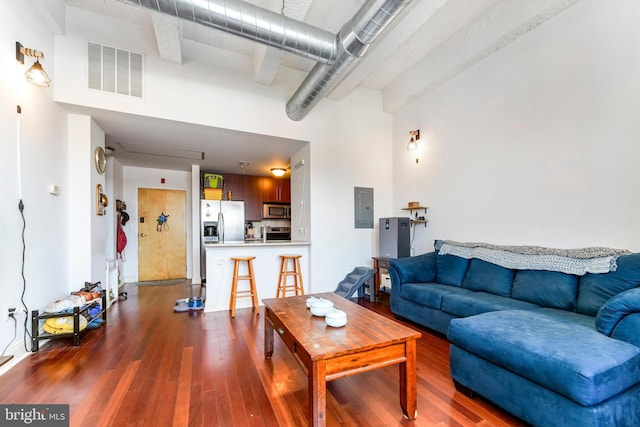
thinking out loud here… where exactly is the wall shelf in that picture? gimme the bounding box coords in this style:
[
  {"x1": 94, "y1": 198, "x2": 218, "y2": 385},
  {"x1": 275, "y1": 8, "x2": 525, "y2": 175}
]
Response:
[{"x1": 401, "y1": 206, "x2": 428, "y2": 227}]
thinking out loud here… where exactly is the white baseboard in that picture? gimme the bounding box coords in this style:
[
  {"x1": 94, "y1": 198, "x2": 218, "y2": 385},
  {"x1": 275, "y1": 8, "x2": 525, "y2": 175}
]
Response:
[{"x1": 0, "y1": 341, "x2": 31, "y2": 377}]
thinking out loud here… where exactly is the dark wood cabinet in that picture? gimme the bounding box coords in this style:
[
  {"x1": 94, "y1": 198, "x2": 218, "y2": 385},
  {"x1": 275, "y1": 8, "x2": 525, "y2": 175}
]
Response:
[
  {"x1": 219, "y1": 174, "x2": 291, "y2": 220},
  {"x1": 244, "y1": 175, "x2": 263, "y2": 221},
  {"x1": 223, "y1": 174, "x2": 244, "y2": 201},
  {"x1": 262, "y1": 177, "x2": 291, "y2": 203}
]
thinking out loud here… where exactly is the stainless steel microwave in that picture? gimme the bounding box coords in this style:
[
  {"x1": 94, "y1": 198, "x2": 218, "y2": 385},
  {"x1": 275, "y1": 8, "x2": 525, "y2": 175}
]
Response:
[{"x1": 263, "y1": 203, "x2": 290, "y2": 219}]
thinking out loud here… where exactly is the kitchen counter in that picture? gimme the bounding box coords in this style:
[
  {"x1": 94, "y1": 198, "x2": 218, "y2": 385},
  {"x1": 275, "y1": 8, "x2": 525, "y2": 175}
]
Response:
[
  {"x1": 205, "y1": 240, "x2": 311, "y2": 247},
  {"x1": 203, "y1": 241, "x2": 311, "y2": 313}
]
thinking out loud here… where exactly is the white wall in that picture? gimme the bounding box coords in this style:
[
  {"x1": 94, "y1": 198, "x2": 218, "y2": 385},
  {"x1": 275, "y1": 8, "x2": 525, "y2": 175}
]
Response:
[
  {"x1": 67, "y1": 114, "x2": 107, "y2": 287},
  {"x1": 105, "y1": 156, "x2": 124, "y2": 299},
  {"x1": 393, "y1": 0, "x2": 640, "y2": 253},
  {"x1": 0, "y1": 1, "x2": 69, "y2": 369},
  {"x1": 121, "y1": 166, "x2": 193, "y2": 283},
  {"x1": 52, "y1": 8, "x2": 394, "y2": 293}
]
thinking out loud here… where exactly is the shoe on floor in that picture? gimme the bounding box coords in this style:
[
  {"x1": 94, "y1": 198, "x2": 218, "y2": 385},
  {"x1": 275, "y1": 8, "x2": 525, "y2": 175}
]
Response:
[
  {"x1": 174, "y1": 300, "x2": 190, "y2": 312},
  {"x1": 188, "y1": 297, "x2": 204, "y2": 311}
]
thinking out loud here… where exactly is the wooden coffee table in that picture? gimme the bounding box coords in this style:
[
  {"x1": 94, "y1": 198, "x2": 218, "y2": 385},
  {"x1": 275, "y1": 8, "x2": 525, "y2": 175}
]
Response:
[{"x1": 263, "y1": 292, "x2": 421, "y2": 426}]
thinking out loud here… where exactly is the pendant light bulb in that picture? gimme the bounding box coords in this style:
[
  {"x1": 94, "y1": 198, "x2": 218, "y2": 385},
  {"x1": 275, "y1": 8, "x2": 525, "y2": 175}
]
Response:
[{"x1": 25, "y1": 59, "x2": 52, "y2": 87}]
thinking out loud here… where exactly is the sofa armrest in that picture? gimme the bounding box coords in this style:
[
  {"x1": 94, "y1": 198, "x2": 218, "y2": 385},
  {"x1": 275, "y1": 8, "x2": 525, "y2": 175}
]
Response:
[
  {"x1": 389, "y1": 252, "x2": 436, "y2": 284},
  {"x1": 610, "y1": 314, "x2": 640, "y2": 348},
  {"x1": 388, "y1": 252, "x2": 436, "y2": 315},
  {"x1": 596, "y1": 287, "x2": 640, "y2": 337}
]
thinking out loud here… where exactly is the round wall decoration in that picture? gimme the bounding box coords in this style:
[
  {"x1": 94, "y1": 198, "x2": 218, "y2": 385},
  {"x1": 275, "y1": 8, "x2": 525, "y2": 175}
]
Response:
[{"x1": 95, "y1": 146, "x2": 107, "y2": 174}]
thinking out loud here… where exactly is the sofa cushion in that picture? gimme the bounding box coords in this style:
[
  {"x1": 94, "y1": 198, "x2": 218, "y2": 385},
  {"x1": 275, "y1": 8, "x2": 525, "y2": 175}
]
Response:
[
  {"x1": 435, "y1": 253, "x2": 470, "y2": 287},
  {"x1": 511, "y1": 270, "x2": 579, "y2": 310},
  {"x1": 441, "y1": 292, "x2": 539, "y2": 318},
  {"x1": 577, "y1": 253, "x2": 640, "y2": 316},
  {"x1": 399, "y1": 282, "x2": 473, "y2": 310},
  {"x1": 461, "y1": 259, "x2": 515, "y2": 297},
  {"x1": 448, "y1": 309, "x2": 640, "y2": 406}
]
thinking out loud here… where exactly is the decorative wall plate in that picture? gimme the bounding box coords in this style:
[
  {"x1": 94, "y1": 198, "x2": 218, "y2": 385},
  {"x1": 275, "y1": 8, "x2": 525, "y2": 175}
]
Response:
[{"x1": 95, "y1": 146, "x2": 106, "y2": 174}]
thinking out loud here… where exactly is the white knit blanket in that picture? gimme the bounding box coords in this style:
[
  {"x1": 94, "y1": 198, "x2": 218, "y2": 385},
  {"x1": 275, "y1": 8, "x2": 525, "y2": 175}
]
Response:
[{"x1": 436, "y1": 240, "x2": 630, "y2": 275}]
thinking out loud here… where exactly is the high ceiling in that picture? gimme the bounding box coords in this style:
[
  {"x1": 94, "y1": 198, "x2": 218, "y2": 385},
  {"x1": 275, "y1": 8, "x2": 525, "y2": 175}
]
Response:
[{"x1": 40, "y1": 0, "x2": 581, "y2": 174}]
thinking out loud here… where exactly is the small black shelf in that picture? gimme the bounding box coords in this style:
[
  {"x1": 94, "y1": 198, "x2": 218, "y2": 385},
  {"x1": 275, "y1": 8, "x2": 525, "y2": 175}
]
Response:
[
  {"x1": 401, "y1": 206, "x2": 429, "y2": 227},
  {"x1": 31, "y1": 290, "x2": 107, "y2": 351}
]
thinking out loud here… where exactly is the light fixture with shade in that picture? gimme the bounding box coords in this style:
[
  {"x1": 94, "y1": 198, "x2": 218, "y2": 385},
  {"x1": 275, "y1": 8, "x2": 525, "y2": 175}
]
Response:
[
  {"x1": 16, "y1": 42, "x2": 51, "y2": 87},
  {"x1": 271, "y1": 168, "x2": 286, "y2": 177},
  {"x1": 407, "y1": 129, "x2": 420, "y2": 151}
]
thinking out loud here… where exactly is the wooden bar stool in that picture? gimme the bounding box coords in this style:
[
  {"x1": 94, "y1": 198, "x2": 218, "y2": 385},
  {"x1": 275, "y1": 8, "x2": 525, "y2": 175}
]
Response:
[
  {"x1": 229, "y1": 256, "x2": 259, "y2": 317},
  {"x1": 276, "y1": 255, "x2": 305, "y2": 297}
]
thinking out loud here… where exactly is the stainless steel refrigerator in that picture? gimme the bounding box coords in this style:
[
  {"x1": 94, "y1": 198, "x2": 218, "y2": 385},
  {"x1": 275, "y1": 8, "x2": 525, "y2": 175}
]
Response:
[{"x1": 201, "y1": 200, "x2": 245, "y2": 280}]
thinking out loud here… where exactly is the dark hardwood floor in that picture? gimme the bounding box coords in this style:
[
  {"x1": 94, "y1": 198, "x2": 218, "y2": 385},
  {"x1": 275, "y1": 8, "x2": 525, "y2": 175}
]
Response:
[{"x1": 0, "y1": 283, "x2": 525, "y2": 426}]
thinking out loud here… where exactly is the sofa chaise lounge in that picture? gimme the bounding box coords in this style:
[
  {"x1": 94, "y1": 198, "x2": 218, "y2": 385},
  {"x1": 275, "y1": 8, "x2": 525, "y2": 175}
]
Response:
[{"x1": 388, "y1": 240, "x2": 640, "y2": 427}]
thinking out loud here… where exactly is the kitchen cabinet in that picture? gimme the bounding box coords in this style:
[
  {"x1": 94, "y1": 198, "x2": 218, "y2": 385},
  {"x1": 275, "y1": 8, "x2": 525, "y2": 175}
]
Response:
[
  {"x1": 223, "y1": 174, "x2": 244, "y2": 201},
  {"x1": 263, "y1": 177, "x2": 290, "y2": 203},
  {"x1": 217, "y1": 174, "x2": 291, "y2": 220},
  {"x1": 244, "y1": 175, "x2": 263, "y2": 221}
]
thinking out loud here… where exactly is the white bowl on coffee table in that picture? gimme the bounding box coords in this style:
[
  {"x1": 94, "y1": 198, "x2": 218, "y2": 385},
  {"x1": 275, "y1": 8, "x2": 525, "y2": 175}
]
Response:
[
  {"x1": 306, "y1": 296, "x2": 319, "y2": 308},
  {"x1": 325, "y1": 309, "x2": 347, "y2": 327},
  {"x1": 309, "y1": 298, "x2": 334, "y2": 316}
]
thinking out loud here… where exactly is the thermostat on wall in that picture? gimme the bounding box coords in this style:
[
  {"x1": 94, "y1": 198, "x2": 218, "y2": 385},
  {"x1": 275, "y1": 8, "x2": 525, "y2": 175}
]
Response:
[{"x1": 49, "y1": 185, "x2": 60, "y2": 195}]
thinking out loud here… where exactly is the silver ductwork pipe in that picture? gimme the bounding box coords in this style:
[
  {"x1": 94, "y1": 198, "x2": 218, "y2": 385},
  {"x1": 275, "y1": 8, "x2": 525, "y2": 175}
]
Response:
[
  {"x1": 286, "y1": 0, "x2": 413, "y2": 121},
  {"x1": 119, "y1": 0, "x2": 412, "y2": 120},
  {"x1": 119, "y1": 0, "x2": 338, "y2": 64}
]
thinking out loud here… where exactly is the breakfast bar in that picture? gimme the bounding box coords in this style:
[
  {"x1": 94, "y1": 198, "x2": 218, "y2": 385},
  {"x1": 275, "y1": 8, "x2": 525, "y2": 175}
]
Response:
[{"x1": 203, "y1": 241, "x2": 311, "y2": 313}]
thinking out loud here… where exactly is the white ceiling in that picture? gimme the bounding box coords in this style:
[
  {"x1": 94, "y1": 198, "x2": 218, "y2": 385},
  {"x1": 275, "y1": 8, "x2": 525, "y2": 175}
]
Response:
[{"x1": 41, "y1": 0, "x2": 583, "y2": 174}]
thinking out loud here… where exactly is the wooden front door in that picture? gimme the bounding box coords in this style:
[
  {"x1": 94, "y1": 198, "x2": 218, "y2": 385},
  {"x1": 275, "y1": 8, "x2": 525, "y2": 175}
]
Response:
[{"x1": 138, "y1": 188, "x2": 187, "y2": 281}]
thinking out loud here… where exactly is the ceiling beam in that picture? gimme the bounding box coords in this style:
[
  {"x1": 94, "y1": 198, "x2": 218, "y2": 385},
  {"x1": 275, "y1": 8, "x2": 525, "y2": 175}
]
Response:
[
  {"x1": 253, "y1": 0, "x2": 314, "y2": 85},
  {"x1": 328, "y1": 0, "x2": 452, "y2": 102},
  {"x1": 151, "y1": 12, "x2": 183, "y2": 64},
  {"x1": 382, "y1": 0, "x2": 584, "y2": 113}
]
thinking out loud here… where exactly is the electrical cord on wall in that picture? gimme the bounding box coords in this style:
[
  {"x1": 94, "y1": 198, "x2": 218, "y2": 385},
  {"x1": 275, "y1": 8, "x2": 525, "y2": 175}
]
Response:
[
  {"x1": 16, "y1": 106, "x2": 32, "y2": 352},
  {"x1": 19, "y1": 199, "x2": 32, "y2": 352},
  {"x1": 410, "y1": 220, "x2": 417, "y2": 256}
]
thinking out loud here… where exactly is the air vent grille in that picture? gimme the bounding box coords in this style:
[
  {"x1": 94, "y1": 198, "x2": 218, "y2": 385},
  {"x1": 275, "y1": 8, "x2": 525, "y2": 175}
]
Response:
[{"x1": 88, "y1": 42, "x2": 143, "y2": 98}]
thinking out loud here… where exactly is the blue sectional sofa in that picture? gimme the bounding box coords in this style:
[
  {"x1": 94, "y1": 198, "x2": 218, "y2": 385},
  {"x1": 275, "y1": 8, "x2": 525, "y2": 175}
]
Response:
[{"x1": 388, "y1": 241, "x2": 640, "y2": 427}]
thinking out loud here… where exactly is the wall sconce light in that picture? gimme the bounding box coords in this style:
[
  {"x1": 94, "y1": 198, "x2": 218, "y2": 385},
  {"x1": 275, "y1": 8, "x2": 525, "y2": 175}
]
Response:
[
  {"x1": 270, "y1": 168, "x2": 286, "y2": 177},
  {"x1": 16, "y1": 42, "x2": 52, "y2": 87},
  {"x1": 407, "y1": 129, "x2": 420, "y2": 151}
]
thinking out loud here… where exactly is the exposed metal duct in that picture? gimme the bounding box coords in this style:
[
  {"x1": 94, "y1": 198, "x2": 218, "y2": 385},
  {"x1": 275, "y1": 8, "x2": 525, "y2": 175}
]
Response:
[
  {"x1": 286, "y1": 0, "x2": 413, "y2": 120},
  {"x1": 118, "y1": 0, "x2": 338, "y2": 64},
  {"x1": 119, "y1": 0, "x2": 413, "y2": 120}
]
